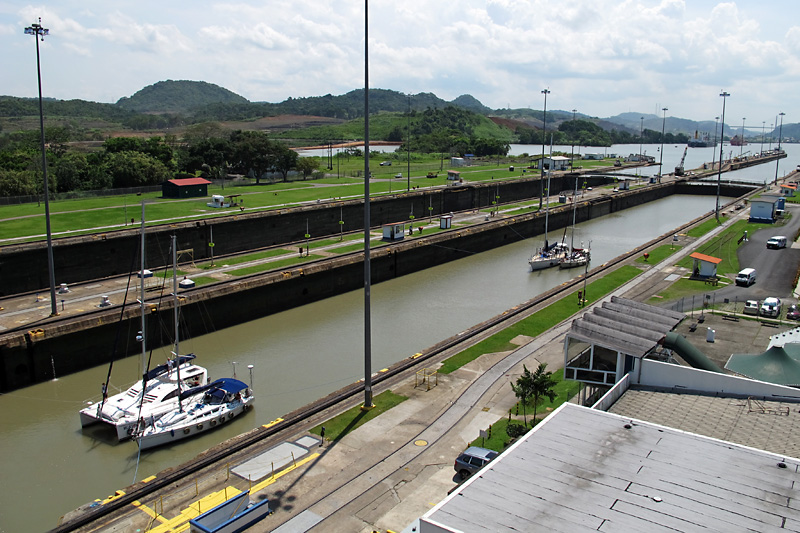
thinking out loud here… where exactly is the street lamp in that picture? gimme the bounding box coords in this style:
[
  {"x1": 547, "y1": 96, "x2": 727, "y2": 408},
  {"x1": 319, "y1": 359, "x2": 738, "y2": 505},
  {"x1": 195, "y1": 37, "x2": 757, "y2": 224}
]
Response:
[
  {"x1": 659, "y1": 107, "x2": 668, "y2": 180},
  {"x1": 740, "y1": 117, "x2": 746, "y2": 157},
  {"x1": 639, "y1": 116, "x2": 644, "y2": 160},
  {"x1": 769, "y1": 123, "x2": 774, "y2": 150},
  {"x1": 362, "y1": 0, "x2": 373, "y2": 410},
  {"x1": 539, "y1": 88, "x2": 550, "y2": 210},
  {"x1": 24, "y1": 18, "x2": 58, "y2": 317},
  {"x1": 774, "y1": 112, "x2": 785, "y2": 185},
  {"x1": 761, "y1": 121, "x2": 765, "y2": 156},
  {"x1": 570, "y1": 108, "x2": 576, "y2": 171},
  {"x1": 407, "y1": 94, "x2": 411, "y2": 192},
  {"x1": 716, "y1": 91, "x2": 730, "y2": 222}
]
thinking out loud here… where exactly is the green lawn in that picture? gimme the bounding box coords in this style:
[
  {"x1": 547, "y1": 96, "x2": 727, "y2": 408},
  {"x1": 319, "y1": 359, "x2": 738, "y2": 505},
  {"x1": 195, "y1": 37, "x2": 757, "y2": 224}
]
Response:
[
  {"x1": 309, "y1": 390, "x2": 408, "y2": 442},
  {"x1": 634, "y1": 244, "x2": 682, "y2": 264},
  {"x1": 439, "y1": 265, "x2": 641, "y2": 374},
  {"x1": 197, "y1": 249, "x2": 290, "y2": 269},
  {"x1": 226, "y1": 254, "x2": 325, "y2": 276}
]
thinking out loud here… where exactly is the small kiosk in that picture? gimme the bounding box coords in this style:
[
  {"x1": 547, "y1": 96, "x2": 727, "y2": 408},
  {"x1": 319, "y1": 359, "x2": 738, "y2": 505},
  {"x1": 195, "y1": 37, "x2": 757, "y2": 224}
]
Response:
[{"x1": 382, "y1": 223, "x2": 405, "y2": 241}]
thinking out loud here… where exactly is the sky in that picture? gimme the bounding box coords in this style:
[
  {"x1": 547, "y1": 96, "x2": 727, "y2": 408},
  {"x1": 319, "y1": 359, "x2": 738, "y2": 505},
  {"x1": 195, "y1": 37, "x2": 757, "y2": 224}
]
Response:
[{"x1": 1, "y1": 1, "x2": 799, "y2": 127}]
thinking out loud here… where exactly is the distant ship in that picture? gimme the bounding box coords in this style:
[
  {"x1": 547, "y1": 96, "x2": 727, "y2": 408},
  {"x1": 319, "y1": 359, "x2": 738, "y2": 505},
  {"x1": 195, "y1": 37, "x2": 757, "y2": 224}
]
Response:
[
  {"x1": 687, "y1": 130, "x2": 716, "y2": 148},
  {"x1": 730, "y1": 135, "x2": 747, "y2": 147}
]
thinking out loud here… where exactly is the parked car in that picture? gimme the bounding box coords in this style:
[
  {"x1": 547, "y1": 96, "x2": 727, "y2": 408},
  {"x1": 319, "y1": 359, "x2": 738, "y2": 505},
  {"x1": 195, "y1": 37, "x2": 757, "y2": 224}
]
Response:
[
  {"x1": 787, "y1": 304, "x2": 800, "y2": 320},
  {"x1": 760, "y1": 297, "x2": 782, "y2": 318},
  {"x1": 767, "y1": 236, "x2": 788, "y2": 249},
  {"x1": 743, "y1": 300, "x2": 760, "y2": 315},
  {"x1": 454, "y1": 446, "x2": 498, "y2": 480},
  {"x1": 379, "y1": 161, "x2": 392, "y2": 166}
]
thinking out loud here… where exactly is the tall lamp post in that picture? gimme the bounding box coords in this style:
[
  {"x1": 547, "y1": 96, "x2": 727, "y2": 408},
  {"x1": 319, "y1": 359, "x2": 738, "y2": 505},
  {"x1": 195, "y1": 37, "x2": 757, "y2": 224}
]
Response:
[
  {"x1": 639, "y1": 116, "x2": 644, "y2": 160},
  {"x1": 25, "y1": 18, "x2": 58, "y2": 317},
  {"x1": 659, "y1": 107, "x2": 668, "y2": 180},
  {"x1": 362, "y1": 0, "x2": 373, "y2": 410},
  {"x1": 761, "y1": 121, "x2": 765, "y2": 156},
  {"x1": 406, "y1": 94, "x2": 411, "y2": 192},
  {"x1": 740, "y1": 118, "x2": 746, "y2": 157},
  {"x1": 774, "y1": 112, "x2": 785, "y2": 185},
  {"x1": 539, "y1": 88, "x2": 550, "y2": 210},
  {"x1": 716, "y1": 91, "x2": 729, "y2": 222},
  {"x1": 570, "y1": 108, "x2": 577, "y2": 171}
]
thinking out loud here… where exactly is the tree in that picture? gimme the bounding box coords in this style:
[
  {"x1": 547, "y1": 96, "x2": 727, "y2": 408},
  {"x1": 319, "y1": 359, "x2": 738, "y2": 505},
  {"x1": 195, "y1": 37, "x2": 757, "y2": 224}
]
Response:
[
  {"x1": 270, "y1": 142, "x2": 298, "y2": 182},
  {"x1": 529, "y1": 363, "x2": 558, "y2": 424},
  {"x1": 104, "y1": 151, "x2": 171, "y2": 188},
  {"x1": 511, "y1": 363, "x2": 558, "y2": 427},
  {"x1": 230, "y1": 130, "x2": 274, "y2": 184},
  {"x1": 296, "y1": 157, "x2": 319, "y2": 179}
]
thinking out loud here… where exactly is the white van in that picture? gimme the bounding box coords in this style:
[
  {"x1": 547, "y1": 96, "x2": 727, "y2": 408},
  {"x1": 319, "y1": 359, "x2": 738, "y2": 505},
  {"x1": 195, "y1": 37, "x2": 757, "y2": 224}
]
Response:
[
  {"x1": 735, "y1": 268, "x2": 757, "y2": 287},
  {"x1": 767, "y1": 236, "x2": 787, "y2": 249}
]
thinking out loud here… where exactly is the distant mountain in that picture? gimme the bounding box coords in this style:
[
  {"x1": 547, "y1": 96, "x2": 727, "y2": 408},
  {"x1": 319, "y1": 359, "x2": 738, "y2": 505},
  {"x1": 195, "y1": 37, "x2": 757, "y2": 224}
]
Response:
[
  {"x1": 451, "y1": 94, "x2": 491, "y2": 114},
  {"x1": 115, "y1": 80, "x2": 250, "y2": 114}
]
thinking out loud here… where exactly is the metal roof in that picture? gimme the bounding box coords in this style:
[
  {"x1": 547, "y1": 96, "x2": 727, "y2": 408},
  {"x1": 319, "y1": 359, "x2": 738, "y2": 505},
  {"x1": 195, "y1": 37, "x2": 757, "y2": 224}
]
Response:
[
  {"x1": 421, "y1": 403, "x2": 800, "y2": 533},
  {"x1": 565, "y1": 297, "x2": 685, "y2": 358}
]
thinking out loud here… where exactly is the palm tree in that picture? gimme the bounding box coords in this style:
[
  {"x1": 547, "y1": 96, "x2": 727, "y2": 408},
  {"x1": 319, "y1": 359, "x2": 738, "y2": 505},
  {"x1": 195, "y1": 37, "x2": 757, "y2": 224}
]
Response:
[
  {"x1": 530, "y1": 363, "x2": 558, "y2": 424},
  {"x1": 511, "y1": 363, "x2": 558, "y2": 427}
]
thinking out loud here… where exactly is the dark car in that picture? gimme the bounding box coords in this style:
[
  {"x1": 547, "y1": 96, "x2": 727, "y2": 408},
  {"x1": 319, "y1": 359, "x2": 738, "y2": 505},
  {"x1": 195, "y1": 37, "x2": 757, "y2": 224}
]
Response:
[
  {"x1": 788, "y1": 304, "x2": 800, "y2": 320},
  {"x1": 454, "y1": 446, "x2": 498, "y2": 480}
]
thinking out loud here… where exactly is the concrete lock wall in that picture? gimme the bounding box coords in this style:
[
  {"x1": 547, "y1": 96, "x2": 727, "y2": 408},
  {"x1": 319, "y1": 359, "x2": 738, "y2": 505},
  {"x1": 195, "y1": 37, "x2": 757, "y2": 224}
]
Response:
[
  {"x1": 0, "y1": 174, "x2": 614, "y2": 297},
  {"x1": 0, "y1": 180, "x2": 757, "y2": 391}
]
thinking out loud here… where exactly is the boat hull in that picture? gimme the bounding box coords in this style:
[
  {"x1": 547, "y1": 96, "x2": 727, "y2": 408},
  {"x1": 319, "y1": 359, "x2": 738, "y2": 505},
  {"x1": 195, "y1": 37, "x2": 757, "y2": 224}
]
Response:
[
  {"x1": 529, "y1": 256, "x2": 560, "y2": 271},
  {"x1": 136, "y1": 398, "x2": 254, "y2": 451}
]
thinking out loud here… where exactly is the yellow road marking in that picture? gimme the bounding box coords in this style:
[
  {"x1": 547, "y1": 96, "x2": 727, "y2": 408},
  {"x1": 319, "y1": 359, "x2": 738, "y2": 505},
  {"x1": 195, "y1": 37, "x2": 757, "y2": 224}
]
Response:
[{"x1": 251, "y1": 453, "x2": 320, "y2": 493}]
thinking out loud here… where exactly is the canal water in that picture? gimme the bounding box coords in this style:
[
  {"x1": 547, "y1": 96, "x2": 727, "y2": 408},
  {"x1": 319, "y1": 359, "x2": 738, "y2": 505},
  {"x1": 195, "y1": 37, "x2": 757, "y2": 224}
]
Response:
[{"x1": 2, "y1": 147, "x2": 798, "y2": 532}]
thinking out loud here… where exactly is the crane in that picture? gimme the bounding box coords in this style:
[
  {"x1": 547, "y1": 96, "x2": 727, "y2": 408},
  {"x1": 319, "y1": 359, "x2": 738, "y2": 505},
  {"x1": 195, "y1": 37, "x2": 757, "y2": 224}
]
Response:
[{"x1": 674, "y1": 146, "x2": 688, "y2": 176}]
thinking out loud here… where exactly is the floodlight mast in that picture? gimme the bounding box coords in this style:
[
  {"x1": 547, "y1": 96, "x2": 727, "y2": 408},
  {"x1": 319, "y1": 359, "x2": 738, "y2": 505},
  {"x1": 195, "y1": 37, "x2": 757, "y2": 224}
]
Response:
[{"x1": 25, "y1": 18, "x2": 58, "y2": 317}]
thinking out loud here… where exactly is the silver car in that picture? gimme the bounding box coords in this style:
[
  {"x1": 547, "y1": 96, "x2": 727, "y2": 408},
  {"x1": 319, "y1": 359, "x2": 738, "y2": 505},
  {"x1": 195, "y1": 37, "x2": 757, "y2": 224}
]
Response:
[{"x1": 454, "y1": 446, "x2": 498, "y2": 480}]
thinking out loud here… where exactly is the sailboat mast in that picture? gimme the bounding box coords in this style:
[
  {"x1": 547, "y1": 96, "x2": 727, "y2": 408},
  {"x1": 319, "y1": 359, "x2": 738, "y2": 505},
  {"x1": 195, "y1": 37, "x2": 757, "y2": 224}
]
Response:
[
  {"x1": 571, "y1": 175, "x2": 578, "y2": 249},
  {"x1": 139, "y1": 201, "x2": 146, "y2": 393},
  {"x1": 172, "y1": 234, "x2": 182, "y2": 413}
]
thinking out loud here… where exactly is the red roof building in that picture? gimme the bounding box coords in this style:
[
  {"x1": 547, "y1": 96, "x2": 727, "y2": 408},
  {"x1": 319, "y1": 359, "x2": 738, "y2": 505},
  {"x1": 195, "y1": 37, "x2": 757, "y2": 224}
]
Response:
[{"x1": 162, "y1": 177, "x2": 211, "y2": 199}]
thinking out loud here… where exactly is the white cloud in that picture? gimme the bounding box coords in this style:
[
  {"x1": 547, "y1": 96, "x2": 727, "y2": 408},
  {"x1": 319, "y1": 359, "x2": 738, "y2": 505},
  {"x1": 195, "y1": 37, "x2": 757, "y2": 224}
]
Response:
[{"x1": 1, "y1": 0, "x2": 799, "y2": 120}]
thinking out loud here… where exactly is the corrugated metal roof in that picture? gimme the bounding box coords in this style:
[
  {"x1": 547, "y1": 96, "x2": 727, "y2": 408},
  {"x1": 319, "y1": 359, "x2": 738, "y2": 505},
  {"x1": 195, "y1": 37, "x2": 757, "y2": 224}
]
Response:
[
  {"x1": 422, "y1": 403, "x2": 800, "y2": 532},
  {"x1": 565, "y1": 297, "x2": 685, "y2": 358}
]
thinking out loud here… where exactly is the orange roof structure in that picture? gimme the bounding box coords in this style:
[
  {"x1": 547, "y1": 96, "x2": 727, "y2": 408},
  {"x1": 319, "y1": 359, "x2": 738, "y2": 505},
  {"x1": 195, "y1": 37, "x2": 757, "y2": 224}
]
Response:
[{"x1": 689, "y1": 252, "x2": 722, "y2": 264}]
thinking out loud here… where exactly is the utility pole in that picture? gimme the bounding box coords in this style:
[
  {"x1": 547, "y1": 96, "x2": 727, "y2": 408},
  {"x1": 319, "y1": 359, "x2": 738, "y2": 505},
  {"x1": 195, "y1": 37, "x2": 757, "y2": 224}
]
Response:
[
  {"x1": 539, "y1": 89, "x2": 550, "y2": 210},
  {"x1": 774, "y1": 112, "x2": 785, "y2": 185},
  {"x1": 716, "y1": 91, "x2": 729, "y2": 222},
  {"x1": 659, "y1": 107, "x2": 668, "y2": 180},
  {"x1": 25, "y1": 18, "x2": 58, "y2": 317}
]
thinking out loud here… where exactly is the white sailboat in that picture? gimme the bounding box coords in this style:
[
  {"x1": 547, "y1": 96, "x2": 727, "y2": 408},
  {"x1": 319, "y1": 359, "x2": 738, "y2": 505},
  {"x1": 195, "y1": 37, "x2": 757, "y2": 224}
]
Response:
[
  {"x1": 529, "y1": 169, "x2": 567, "y2": 271},
  {"x1": 79, "y1": 207, "x2": 208, "y2": 441},
  {"x1": 134, "y1": 377, "x2": 254, "y2": 450},
  {"x1": 560, "y1": 177, "x2": 591, "y2": 270}
]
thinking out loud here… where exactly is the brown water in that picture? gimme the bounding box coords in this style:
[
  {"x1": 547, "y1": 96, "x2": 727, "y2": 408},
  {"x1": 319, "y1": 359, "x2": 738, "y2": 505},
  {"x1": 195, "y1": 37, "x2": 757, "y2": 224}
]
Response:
[{"x1": 0, "y1": 195, "x2": 717, "y2": 532}]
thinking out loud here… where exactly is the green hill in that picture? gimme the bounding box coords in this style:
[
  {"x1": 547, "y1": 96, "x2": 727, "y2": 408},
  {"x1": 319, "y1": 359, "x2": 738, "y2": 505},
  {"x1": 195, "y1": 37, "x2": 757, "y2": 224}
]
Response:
[{"x1": 115, "y1": 80, "x2": 250, "y2": 113}]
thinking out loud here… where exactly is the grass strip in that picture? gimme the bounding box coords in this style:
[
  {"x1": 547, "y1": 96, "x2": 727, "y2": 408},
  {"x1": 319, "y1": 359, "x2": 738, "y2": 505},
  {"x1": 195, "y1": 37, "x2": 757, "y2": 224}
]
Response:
[
  {"x1": 309, "y1": 390, "x2": 408, "y2": 442},
  {"x1": 227, "y1": 254, "x2": 325, "y2": 276},
  {"x1": 439, "y1": 265, "x2": 641, "y2": 374},
  {"x1": 634, "y1": 244, "x2": 682, "y2": 264},
  {"x1": 198, "y1": 249, "x2": 288, "y2": 269}
]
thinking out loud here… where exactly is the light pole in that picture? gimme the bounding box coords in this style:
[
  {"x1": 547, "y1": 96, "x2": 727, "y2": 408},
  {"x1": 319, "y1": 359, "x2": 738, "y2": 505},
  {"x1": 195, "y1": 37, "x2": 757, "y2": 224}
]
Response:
[
  {"x1": 716, "y1": 91, "x2": 729, "y2": 222},
  {"x1": 570, "y1": 108, "x2": 576, "y2": 171},
  {"x1": 539, "y1": 88, "x2": 550, "y2": 210},
  {"x1": 407, "y1": 94, "x2": 411, "y2": 192},
  {"x1": 25, "y1": 18, "x2": 58, "y2": 317},
  {"x1": 769, "y1": 123, "x2": 774, "y2": 150},
  {"x1": 639, "y1": 116, "x2": 644, "y2": 160},
  {"x1": 774, "y1": 112, "x2": 785, "y2": 185},
  {"x1": 659, "y1": 107, "x2": 668, "y2": 180},
  {"x1": 761, "y1": 121, "x2": 765, "y2": 156},
  {"x1": 740, "y1": 118, "x2": 746, "y2": 157},
  {"x1": 362, "y1": 0, "x2": 373, "y2": 410}
]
